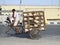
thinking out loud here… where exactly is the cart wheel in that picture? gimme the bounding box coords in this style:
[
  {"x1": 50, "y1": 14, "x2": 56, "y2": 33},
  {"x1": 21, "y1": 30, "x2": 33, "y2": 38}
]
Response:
[
  {"x1": 19, "y1": 23, "x2": 23, "y2": 33},
  {"x1": 29, "y1": 29, "x2": 40, "y2": 39}
]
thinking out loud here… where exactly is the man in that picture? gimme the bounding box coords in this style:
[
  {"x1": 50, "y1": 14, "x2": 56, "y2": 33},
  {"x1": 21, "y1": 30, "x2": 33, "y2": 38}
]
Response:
[{"x1": 11, "y1": 9, "x2": 20, "y2": 34}]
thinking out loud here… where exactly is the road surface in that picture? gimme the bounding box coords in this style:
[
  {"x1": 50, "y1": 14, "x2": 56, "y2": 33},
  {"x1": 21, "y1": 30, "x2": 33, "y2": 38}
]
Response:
[{"x1": 0, "y1": 25, "x2": 60, "y2": 45}]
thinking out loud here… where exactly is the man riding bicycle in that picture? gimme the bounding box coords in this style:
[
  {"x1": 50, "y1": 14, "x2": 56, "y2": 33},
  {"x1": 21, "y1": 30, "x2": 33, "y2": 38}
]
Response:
[{"x1": 7, "y1": 9, "x2": 20, "y2": 34}]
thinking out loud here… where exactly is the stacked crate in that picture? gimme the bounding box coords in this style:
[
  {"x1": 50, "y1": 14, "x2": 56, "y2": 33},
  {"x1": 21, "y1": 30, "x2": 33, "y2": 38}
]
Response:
[{"x1": 23, "y1": 11, "x2": 45, "y2": 32}]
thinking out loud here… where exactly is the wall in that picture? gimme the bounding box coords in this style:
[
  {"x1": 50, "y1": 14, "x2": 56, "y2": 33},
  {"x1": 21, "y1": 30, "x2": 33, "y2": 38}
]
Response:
[{"x1": 1, "y1": 5, "x2": 60, "y2": 24}]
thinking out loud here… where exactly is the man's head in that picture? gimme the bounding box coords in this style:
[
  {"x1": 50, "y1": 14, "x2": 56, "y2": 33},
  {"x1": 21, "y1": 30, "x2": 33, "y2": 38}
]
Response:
[{"x1": 12, "y1": 9, "x2": 16, "y2": 12}]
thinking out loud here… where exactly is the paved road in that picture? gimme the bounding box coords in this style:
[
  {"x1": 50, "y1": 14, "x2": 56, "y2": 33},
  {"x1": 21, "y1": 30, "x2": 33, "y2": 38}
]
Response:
[{"x1": 0, "y1": 25, "x2": 60, "y2": 45}]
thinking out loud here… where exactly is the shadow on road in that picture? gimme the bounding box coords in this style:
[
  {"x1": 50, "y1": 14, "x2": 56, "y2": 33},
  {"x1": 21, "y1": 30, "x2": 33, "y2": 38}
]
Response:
[
  {"x1": 0, "y1": 25, "x2": 60, "y2": 38},
  {"x1": 0, "y1": 25, "x2": 30, "y2": 38}
]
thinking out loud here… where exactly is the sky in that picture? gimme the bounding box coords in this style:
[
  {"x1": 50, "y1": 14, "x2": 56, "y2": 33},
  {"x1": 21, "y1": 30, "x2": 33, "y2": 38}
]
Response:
[{"x1": 0, "y1": 0, "x2": 59, "y2": 5}]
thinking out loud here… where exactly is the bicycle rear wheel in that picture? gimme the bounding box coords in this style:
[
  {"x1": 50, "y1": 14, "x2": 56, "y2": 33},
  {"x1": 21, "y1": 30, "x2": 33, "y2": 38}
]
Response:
[{"x1": 29, "y1": 28, "x2": 40, "y2": 39}]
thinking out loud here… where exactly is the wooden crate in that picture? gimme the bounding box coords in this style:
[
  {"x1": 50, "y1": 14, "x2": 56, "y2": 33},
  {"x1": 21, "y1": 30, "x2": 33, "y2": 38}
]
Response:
[{"x1": 23, "y1": 11, "x2": 45, "y2": 32}]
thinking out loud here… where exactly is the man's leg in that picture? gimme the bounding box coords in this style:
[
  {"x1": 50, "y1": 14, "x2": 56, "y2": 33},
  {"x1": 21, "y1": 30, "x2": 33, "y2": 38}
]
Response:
[
  {"x1": 13, "y1": 21, "x2": 20, "y2": 34},
  {"x1": 15, "y1": 26, "x2": 20, "y2": 33}
]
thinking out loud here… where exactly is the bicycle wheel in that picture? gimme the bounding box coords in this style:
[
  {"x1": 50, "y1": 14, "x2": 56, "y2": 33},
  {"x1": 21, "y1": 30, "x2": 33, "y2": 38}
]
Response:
[
  {"x1": 5, "y1": 25, "x2": 16, "y2": 35},
  {"x1": 29, "y1": 28, "x2": 40, "y2": 39}
]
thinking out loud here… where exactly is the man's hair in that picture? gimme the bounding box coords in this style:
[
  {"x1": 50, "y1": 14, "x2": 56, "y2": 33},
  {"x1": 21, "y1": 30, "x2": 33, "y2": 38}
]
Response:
[{"x1": 12, "y1": 9, "x2": 16, "y2": 11}]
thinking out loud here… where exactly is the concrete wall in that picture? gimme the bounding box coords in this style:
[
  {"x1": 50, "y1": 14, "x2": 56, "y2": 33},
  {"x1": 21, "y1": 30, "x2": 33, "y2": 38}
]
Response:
[
  {"x1": 0, "y1": 5, "x2": 60, "y2": 24},
  {"x1": 1, "y1": 5, "x2": 60, "y2": 18}
]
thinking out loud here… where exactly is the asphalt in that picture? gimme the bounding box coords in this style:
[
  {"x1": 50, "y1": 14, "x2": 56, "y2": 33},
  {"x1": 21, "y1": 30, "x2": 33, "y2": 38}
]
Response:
[{"x1": 0, "y1": 25, "x2": 60, "y2": 45}]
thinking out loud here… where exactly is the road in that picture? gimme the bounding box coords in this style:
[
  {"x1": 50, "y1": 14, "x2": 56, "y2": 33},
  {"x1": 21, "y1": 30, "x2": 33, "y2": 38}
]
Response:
[{"x1": 0, "y1": 25, "x2": 60, "y2": 45}]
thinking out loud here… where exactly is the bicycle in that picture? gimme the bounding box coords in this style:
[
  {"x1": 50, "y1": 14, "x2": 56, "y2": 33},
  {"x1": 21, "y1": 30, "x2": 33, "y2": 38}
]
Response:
[{"x1": 5, "y1": 20, "x2": 23, "y2": 35}]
